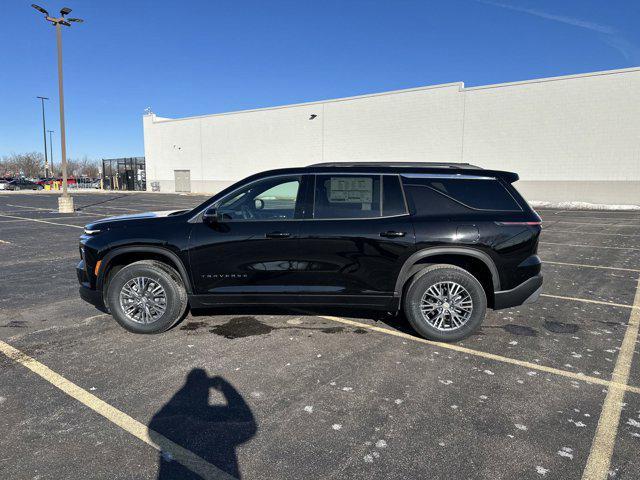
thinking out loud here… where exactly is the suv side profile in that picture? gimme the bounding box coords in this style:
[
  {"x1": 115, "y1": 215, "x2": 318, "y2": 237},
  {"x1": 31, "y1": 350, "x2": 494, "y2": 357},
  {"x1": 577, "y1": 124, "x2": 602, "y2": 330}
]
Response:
[{"x1": 77, "y1": 162, "x2": 542, "y2": 341}]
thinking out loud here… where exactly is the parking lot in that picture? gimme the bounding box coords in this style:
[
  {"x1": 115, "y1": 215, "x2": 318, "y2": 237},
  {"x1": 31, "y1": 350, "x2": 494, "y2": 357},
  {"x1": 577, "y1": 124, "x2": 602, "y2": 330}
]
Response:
[{"x1": 0, "y1": 191, "x2": 639, "y2": 480}]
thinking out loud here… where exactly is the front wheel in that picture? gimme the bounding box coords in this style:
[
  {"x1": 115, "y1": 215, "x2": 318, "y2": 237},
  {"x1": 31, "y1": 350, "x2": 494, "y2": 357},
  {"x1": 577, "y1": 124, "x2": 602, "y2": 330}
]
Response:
[
  {"x1": 403, "y1": 264, "x2": 487, "y2": 342},
  {"x1": 106, "y1": 260, "x2": 188, "y2": 334}
]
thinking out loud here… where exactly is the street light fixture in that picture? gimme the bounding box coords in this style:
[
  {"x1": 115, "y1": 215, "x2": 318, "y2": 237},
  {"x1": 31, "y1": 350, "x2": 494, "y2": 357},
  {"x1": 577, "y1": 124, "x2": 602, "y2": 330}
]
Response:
[
  {"x1": 36, "y1": 96, "x2": 50, "y2": 177},
  {"x1": 31, "y1": 4, "x2": 84, "y2": 213}
]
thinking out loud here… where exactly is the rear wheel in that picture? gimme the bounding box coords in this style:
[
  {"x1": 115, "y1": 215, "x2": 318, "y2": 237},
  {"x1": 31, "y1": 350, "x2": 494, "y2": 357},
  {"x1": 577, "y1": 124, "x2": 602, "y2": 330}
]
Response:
[
  {"x1": 403, "y1": 264, "x2": 487, "y2": 342},
  {"x1": 106, "y1": 260, "x2": 188, "y2": 334}
]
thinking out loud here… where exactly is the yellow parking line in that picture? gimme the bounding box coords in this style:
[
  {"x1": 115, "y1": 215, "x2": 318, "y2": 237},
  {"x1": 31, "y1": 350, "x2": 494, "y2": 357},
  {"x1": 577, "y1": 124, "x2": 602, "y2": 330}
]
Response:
[
  {"x1": 0, "y1": 214, "x2": 84, "y2": 229},
  {"x1": 540, "y1": 293, "x2": 640, "y2": 310},
  {"x1": 540, "y1": 241, "x2": 640, "y2": 251},
  {"x1": 582, "y1": 277, "x2": 640, "y2": 480},
  {"x1": 318, "y1": 315, "x2": 640, "y2": 395},
  {"x1": 0, "y1": 340, "x2": 234, "y2": 480},
  {"x1": 543, "y1": 261, "x2": 640, "y2": 273}
]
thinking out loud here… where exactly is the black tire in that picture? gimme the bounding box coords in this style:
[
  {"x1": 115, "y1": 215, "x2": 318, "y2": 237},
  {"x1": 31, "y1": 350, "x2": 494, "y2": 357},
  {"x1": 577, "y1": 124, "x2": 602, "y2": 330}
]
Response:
[
  {"x1": 403, "y1": 264, "x2": 487, "y2": 342},
  {"x1": 106, "y1": 260, "x2": 188, "y2": 334}
]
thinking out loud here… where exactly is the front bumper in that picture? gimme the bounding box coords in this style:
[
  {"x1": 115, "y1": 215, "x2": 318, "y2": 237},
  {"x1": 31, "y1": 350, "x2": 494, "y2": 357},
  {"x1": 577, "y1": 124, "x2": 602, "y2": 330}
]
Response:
[
  {"x1": 493, "y1": 274, "x2": 543, "y2": 310},
  {"x1": 77, "y1": 261, "x2": 106, "y2": 311}
]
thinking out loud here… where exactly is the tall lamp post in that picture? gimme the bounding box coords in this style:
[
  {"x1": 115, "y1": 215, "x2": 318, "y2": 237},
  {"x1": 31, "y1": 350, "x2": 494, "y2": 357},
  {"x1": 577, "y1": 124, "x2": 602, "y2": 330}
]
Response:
[
  {"x1": 47, "y1": 130, "x2": 55, "y2": 176},
  {"x1": 31, "y1": 4, "x2": 83, "y2": 213},
  {"x1": 36, "y1": 96, "x2": 49, "y2": 177}
]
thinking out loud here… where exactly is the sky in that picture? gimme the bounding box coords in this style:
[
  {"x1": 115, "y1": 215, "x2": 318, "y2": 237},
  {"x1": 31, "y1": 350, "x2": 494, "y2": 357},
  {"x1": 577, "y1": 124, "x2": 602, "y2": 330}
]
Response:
[{"x1": 1, "y1": 0, "x2": 638, "y2": 160}]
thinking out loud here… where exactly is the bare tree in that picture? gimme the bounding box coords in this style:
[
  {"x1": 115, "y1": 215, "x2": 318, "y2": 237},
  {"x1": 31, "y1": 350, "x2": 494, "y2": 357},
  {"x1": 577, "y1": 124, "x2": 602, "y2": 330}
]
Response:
[{"x1": 0, "y1": 152, "x2": 44, "y2": 178}]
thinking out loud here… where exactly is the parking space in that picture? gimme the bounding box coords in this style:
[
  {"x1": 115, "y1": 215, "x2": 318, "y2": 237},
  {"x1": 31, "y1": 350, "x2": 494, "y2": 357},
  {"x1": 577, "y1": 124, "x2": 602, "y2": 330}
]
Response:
[{"x1": 1, "y1": 194, "x2": 639, "y2": 479}]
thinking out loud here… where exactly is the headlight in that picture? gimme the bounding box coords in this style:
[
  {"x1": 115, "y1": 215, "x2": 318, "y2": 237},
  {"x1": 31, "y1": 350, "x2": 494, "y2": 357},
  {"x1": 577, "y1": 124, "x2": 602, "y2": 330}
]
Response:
[{"x1": 83, "y1": 228, "x2": 101, "y2": 235}]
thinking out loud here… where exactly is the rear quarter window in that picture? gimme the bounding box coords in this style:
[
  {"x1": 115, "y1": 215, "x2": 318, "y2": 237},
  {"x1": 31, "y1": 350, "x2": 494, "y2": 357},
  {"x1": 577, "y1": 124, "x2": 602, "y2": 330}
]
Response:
[{"x1": 403, "y1": 177, "x2": 522, "y2": 213}]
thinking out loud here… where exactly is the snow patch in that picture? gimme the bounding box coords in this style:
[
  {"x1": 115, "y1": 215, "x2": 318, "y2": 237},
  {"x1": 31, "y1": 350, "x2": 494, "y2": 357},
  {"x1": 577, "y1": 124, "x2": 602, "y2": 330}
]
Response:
[
  {"x1": 558, "y1": 447, "x2": 574, "y2": 460},
  {"x1": 627, "y1": 418, "x2": 640, "y2": 428},
  {"x1": 535, "y1": 466, "x2": 549, "y2": 476}
]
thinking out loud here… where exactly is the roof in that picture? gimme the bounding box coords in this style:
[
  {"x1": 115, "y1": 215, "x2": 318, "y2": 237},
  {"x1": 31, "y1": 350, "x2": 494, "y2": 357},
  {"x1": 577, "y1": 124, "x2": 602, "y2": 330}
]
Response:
[
  {"x1": 309, "y1": 162, "x2": 483, "y2": 169},
  {"x1": 241, "y1": 163, "x2": 519, "y2": 183}
]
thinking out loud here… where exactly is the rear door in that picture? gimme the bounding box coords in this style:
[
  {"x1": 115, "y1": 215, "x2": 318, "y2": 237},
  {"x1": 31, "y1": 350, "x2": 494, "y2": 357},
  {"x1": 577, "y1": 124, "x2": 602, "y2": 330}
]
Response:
[{"x1": 296, "y1": 173, "x2": 415, "y2": 302}]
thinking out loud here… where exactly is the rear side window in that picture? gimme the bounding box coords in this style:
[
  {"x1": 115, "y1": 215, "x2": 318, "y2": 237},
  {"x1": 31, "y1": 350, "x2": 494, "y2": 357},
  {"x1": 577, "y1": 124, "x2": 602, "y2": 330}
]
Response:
[
  {"x1": 403, "y1": 177, "x2": 521, "y2": 212},
  {"x1": 382, "y1": 175, "x2": 407, "y2": 216},
  {"x1": 314, "y1": 175, "x2": 381, "y2": 219}
]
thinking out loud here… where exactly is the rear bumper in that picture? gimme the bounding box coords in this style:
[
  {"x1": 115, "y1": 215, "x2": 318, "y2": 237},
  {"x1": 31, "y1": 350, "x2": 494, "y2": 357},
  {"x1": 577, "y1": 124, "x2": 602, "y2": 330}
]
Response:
[{"x1": 493, "y1": 274, "x2": 543, "y2": 310}]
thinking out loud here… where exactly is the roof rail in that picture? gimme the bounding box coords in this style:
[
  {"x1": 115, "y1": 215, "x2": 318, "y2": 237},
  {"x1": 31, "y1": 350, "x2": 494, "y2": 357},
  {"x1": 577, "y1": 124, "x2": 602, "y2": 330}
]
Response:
[{"x1": 308, "y1": 162, "x2": 483, "y2": 169}]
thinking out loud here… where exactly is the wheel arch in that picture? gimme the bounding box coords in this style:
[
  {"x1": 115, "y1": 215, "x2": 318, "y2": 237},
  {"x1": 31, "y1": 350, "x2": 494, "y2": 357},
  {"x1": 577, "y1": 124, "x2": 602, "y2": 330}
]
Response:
[
  {"x1": 97, "y1": 246, "x2": 193, "y2": 295},
  {"x1": 395, "y1": 247, "x2": 500, "y2": 305}
]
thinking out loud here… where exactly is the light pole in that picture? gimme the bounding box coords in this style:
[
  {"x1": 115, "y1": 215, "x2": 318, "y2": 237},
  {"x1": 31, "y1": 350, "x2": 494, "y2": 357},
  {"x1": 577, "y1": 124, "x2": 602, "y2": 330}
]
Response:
[
  {"x1": 31, "y1": 4, "x2": 83, "y2": 213},
  {"x1": 47, "y1": 130, "x2": 55, "y2": 176},
  {"x1": 36, "y1": 96, "x2": 49, "y2": 177}
]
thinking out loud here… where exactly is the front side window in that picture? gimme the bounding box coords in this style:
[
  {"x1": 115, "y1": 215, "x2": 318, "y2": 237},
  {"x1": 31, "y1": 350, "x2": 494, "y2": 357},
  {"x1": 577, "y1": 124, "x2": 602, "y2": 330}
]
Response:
[
  {"x1": 314, "y1": 174, "x2": 381, "y2": 219},
  {"x1": 215, "y1": 176, "x2": 301, "y2": 221}
]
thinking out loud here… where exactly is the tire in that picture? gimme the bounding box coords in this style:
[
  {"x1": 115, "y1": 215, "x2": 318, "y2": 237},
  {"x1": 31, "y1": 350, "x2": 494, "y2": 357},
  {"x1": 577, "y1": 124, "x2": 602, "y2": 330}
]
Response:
[
  {"x1": 403, "y1": 264, "x2": 487, "y2": 342},
  {"x1": 106, "y1": 260, "x2": 188, "y2": 334}
]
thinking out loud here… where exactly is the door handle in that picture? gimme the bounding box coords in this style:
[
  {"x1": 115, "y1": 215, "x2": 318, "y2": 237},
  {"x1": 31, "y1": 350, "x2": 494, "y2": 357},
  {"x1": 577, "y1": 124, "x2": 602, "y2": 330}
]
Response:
[
  {"x1": 380, "y1": 231, "x2": 406, "y2": 238},
  {"x1": 265, "y1": 231, "x2": 291, "y2": 239}
]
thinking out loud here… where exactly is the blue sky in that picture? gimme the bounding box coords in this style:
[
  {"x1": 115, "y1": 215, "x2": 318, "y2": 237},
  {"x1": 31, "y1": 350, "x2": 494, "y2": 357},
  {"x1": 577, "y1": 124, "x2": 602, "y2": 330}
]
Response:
[{"x1": 1, "y1": 0, "x2": 638, "y2": 160}]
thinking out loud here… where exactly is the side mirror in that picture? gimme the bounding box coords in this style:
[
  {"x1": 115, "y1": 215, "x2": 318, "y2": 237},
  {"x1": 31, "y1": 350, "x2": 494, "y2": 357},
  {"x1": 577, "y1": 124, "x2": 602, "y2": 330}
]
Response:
[{"x1": 203, "y1": 207, "x2": 219, "y2": 223}]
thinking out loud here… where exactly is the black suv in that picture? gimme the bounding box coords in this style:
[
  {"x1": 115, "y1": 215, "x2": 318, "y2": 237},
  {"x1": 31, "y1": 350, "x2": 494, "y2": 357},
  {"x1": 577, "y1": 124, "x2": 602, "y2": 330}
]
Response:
[{"x1": 77, "y1": 162, "x2": 542, "y2": 341}]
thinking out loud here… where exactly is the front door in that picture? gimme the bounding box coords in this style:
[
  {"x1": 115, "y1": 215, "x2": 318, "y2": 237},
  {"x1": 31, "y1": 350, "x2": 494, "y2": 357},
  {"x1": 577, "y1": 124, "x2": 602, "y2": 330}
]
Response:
[
  {"x1": 296, "y1": 174, "x2": 416, "y2": 301},
  {"x1": 188, "y1": 174, "x2": 308, "y2": 296}
]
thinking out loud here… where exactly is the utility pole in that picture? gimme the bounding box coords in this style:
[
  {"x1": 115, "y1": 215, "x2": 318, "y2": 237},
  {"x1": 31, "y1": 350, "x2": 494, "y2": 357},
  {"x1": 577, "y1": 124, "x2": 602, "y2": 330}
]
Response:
[
  {"x1": 31, "y1": 4, "x2": 83, "y2": 213},
  {"x1": 36, "y1": 96, "x2": 49, "y2": 177},
  {"x1": 47, "y1": 130, "x2": 55, "y2": 176}
]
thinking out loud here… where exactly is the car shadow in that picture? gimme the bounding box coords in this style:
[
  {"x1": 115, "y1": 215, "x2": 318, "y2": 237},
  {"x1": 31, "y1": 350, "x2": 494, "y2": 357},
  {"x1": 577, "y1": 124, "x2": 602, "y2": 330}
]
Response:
[
  {"x1": 187, "y1": 305, "x2": 420, "y2": 336},
  {"x1": 148, "y1": 369, "x2": 257, "y2": 479}
]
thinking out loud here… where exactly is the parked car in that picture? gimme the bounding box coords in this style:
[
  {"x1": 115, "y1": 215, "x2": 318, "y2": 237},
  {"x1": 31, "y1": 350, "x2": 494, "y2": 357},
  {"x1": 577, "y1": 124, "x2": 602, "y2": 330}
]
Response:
[
  {"x1": 77, "y1": 162, "x2": 542, "y2": 341},
  {"x1": 0, "y1": 179, "x2": 10, "y2": 190},
  {"x1": 5, "y1": 178, "x2": 44, "y2": 190}
]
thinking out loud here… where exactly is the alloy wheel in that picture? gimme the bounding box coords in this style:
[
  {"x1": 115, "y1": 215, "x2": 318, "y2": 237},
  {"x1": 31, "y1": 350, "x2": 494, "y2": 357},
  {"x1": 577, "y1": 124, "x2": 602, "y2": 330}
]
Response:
[
  {"x1": 119, "y1": 276, "x2": 167, "y2": 324},
  {"x1": 420, "y1": 281, "x2": 473, "y2": 331}
]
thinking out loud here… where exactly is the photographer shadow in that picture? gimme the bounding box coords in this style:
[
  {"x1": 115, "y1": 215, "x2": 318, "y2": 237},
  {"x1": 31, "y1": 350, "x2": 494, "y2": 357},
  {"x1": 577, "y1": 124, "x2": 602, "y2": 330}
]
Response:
[{"x1": 149, "y1": 369, "x2": 257, "y2": 479}]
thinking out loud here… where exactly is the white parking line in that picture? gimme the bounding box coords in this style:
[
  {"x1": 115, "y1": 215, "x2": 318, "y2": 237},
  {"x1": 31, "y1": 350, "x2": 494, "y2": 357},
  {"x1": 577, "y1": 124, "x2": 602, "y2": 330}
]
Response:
[
  {"x1": 542, "y1": 229, "x2": 640, "y2": 237},
  {"x1": 540, "y1": 293, "x2": 640, "y2": 310},
  {"x1": 0, "y1": 214, "x2": 84, "y2": 229},
  {"x1": 540, "y1": 242, "x2": 640, "y2": 251},
  {"x1": 543, "y1": 261, "x2": 640, "y2": 273},
  {"x1": 0, "y1": 215, "x2": 105, "y2": 223},
  {"x1": 543, "y1": 221, "x2": 640, "y2": 228},
  {"x1": 0, "y1": 339, "x2": 234, "y2": 480}
]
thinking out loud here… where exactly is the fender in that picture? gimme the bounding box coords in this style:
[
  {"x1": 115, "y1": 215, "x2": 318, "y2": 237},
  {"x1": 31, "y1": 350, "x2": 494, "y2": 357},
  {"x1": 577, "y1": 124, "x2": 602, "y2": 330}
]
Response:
[
  {"x1": 97, "y1": 246, "x2": 193, "y2": 294},
  {"x1": 394, "y1": 246, "x2": 501, "y2": 294}
]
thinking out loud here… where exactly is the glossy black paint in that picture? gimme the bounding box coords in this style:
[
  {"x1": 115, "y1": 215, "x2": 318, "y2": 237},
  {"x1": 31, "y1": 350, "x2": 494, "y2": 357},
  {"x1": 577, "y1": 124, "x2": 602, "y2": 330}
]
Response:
[{"x1": 77, "y1": 164, "x2": 542, "y2": 313}]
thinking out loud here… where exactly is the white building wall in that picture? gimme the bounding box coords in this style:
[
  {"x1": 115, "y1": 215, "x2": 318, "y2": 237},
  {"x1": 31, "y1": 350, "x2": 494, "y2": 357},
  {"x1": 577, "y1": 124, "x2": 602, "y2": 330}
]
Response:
[{"x1": 143, "y1": 67, "x2": 640, "y2": 205}]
